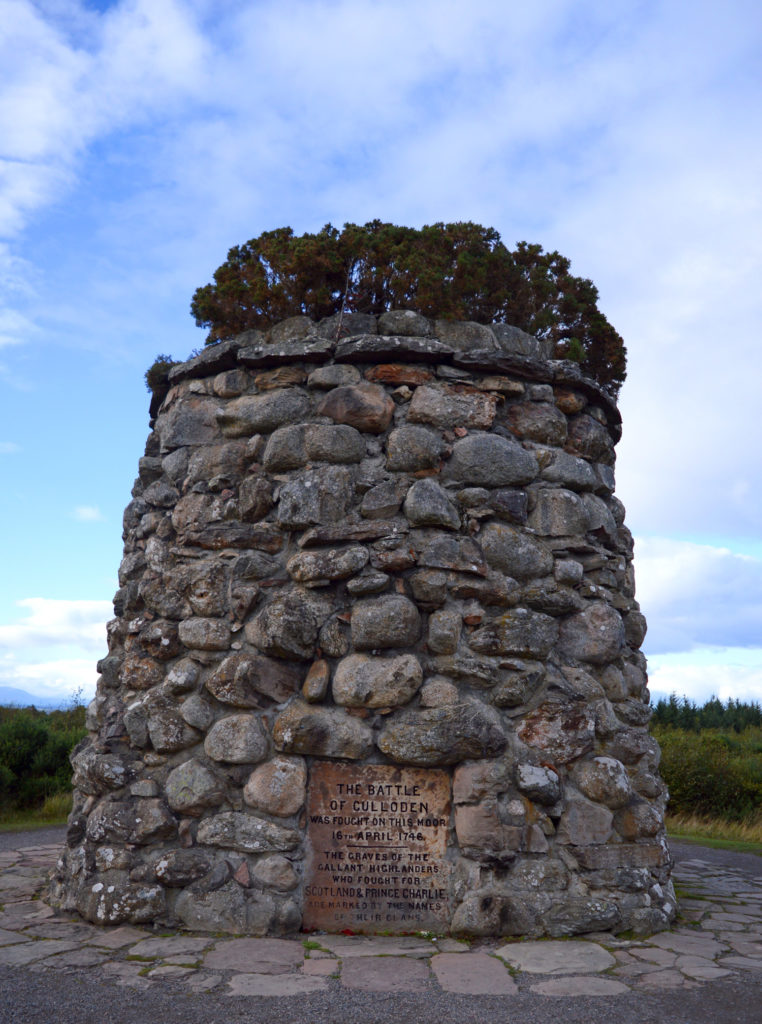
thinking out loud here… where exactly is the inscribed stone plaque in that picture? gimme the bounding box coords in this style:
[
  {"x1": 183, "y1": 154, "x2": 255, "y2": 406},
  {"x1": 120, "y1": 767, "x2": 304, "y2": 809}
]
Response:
[{"x1": 303, "y1": 762, "x2": 451, "y2": 933}]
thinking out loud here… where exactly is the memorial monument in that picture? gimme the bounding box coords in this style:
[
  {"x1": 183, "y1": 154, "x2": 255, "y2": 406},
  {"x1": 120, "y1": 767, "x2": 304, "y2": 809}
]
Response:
[{"x1": 51, "y1": 308, "x2": 675, "y2": 937}]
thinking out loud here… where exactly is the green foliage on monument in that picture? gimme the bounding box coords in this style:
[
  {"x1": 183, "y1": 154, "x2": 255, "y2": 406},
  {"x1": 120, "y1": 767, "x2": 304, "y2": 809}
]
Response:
[{"x1": 190, "y1": 221, "x2": 627, "y2": 395}]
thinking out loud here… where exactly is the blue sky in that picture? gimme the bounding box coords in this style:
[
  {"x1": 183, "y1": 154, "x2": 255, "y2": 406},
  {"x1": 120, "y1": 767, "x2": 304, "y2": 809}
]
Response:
[{"x1": 1, "y1": 0, "x2": 761, "y2": 706}]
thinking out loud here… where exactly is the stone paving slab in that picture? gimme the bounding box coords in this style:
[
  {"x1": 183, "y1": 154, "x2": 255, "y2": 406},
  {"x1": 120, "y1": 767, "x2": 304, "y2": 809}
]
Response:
[
  {"x1": 648, "y1": 931, "x2": 728, "y2": 957},
  {"x1": 39, "y1": 947, "x2": 112, "y2": 968},
  {"x1": 203, "y1": 936, "x2": 305, "y2": 973},
  {"x1": 340, "y1": 955, "x2": 431, "y2": 991},
  {"x1": 0, "y1": 939, "x2": 80, "y2": 965},
  {"x1": 531, "y1": 976, "x2": 629, "y2": 996},
  {"x1": 127, "y1": 935, "x2": 213, "y2": 960},
  {"x1": 431, "y1": 951, "x2": 517, "y2": 994},
  {"x1": 302, "y1": 958, "x2": 338, "y2": 976},
  {"x1": 0, "y1": 838, "x2": 761, "y2": 1004},
  {"x1": 318, "y1": 934, "x2": 435, "y2": 958},
  {"x1": 86, "y1": 925, "x2": 147, "y2": 948},
  {"x1": 495, "y1": 939, "x2": 615, "y2": 974},
  {"x1": 718, "y1": 954, "x2": 762, "y2": 970},
  {"x1": 226, "y1": 972, "x2": 328, "y2": 996},
  {"x1": 637, "y1": 968, "x2": 700, "y2": 990}
]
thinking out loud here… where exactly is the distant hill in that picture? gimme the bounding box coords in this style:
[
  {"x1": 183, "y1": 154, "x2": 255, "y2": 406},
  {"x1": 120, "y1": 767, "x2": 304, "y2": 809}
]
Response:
[{"x1": 0, "y1": 686, "x2": 68, "y2": 710}]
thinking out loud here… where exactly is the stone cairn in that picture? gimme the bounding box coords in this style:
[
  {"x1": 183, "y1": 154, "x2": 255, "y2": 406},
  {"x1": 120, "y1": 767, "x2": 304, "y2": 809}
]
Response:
[{"x1": 51, "y1": 310, "x2": 675, "y2": 938}]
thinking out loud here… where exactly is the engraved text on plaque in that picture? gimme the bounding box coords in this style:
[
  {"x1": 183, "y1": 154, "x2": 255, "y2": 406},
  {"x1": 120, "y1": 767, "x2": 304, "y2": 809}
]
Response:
[{"x1": 303, "y1": 763, "x2": 452, "y2": 933}]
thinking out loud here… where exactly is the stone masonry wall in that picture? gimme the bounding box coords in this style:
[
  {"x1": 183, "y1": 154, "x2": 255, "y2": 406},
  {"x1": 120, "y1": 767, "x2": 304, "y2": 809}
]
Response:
[{"x1": 50, "y1": 310, "x2": 675, "y2": 938}]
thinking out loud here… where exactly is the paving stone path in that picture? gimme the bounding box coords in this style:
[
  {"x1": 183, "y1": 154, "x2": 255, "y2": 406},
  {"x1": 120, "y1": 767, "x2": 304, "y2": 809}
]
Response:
[{"x1": 1, "y1": 840, "x2": 760, "y2": 1001}]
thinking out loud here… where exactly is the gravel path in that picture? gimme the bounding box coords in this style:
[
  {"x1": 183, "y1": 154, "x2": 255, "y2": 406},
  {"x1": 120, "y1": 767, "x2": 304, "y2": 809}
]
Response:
[{"x1": 0, "y1": 829, "x2": 759, "y2": 1024}]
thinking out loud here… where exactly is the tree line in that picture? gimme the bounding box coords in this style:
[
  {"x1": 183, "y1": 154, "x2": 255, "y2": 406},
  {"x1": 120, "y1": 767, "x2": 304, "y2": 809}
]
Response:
[{"x1": 651, "y1": 694, "x2": 762, "y2": 733}]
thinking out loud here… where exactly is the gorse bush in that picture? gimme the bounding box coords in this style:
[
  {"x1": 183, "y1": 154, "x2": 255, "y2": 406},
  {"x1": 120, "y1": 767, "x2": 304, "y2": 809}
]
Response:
[
  {"x1": 653, "y1": 715, "x2": 762, "y2": 823},
  {"x1": 190, "y1": 221, "x2": 627, "y2": 395},
  {"x1": 0, "y1": 705, "x2": 86, "y2": 812}
]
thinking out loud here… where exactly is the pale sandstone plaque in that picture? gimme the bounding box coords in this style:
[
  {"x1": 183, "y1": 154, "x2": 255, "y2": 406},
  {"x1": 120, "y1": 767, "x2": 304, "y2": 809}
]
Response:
[{"x1": 303, "y1": 762, "x2": 452, "y2": 933}]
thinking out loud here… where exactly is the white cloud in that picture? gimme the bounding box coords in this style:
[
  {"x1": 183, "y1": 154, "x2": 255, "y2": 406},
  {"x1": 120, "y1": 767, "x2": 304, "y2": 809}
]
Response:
[
  {"x1": 0, "y1": 0, "x2": 207, "y2": 237},
  {"x1": 0, "y1": 441, "x2": 19, "y2": 454},
  {"x1": 73, "y1": 505, "x2": 105, "y2": 522},
  {"x1": 635, "y1": 537, "x2": 762, "y2": 654},
  {"x1": 0, "y1": 597, "x2": 111, "y2": 702},
  {"x1": 0, "y1": 597, "x2": 111, "y2": 652},
  {"x1": 0, "y1": 656, "x2": 98, "y2": 702},
  {"x1": 648, "y1": 652, "x2": 762, "y2": 706}
]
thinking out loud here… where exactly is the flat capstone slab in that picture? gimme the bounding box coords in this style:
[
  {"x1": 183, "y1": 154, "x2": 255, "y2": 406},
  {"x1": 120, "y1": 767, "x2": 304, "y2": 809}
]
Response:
[
  {"x1": 496, "y1": 940, "x2": 615, "y2": 974},
  {"x1": 431, "y1": 951, "x2": 517, "y2": 994}
]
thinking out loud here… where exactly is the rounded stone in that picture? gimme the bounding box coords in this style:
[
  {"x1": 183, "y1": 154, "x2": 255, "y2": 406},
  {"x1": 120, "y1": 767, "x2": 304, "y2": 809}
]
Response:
[
  {"x1": 308, "y1": 364, "x2": 362, "y2": 388},
  {"x1": 147, "y1": 707, "x2": 200, "y2": 753},
  {"x1": 286, "y1": 546, "x2": 369, "y2": 583},
  {"x1": 514, "y1": 763, "x2": 563, "y2": 804},
  {"x1": 445, "y1": 432, "x2": 538, "y2": 486},
  {"x1": 468, "y1": 608, "x2": 558, "y2": 658},
  {"x1": 332, "y1": 653, "x2": 423, "y2": 708},
  {"x1": 419, "y1": 677, "x2": 460, "y2": 707},
  {"x1": 479, "y1": 522, "x2": 553, "y2": 579},
  {"x1": 178, "y1": 617, "x2": 232, "y2": 651},
  {"x1": 216, "y1": 390, "x2": 310, "y2": 437},
  {"x1": 305, "y1": 424, "x2": 366, "y2": 463},
  {"x1": 377, "y1": 700, "x2": 506, "y2": 766},
  {"x1": 566, "y1": 413, "x2": 614, "y2": 463},
  {"x1": 272, "y1": 701, "x2": 374, "y2": 759},
  {"x1": 427, "y1": 609, "x2": 462, "y2": 654},
  {"x1": 120, "y1": 655, "x2": 164, "y2": 691},
  {"x1": 407, "y1": 384, "x2": 497, "y2": 430},
  {"x1": 246, "y1": 591, "x2": 331, "y2": 661},
  {"x1": 317, "y1": 383, "x2": 395, "y2": 433},
  {"x1": 253, "y1": 854, "x2": 299, "y2": 891},
  {"x1": 528, "y1": 489, "x2": 589, "y2": 536},
  {"x1": 505, "y1": 401, "x2": 568, "y2": 445},
  {"x1": 350, "y1": 595, "x2": 421, "y2": 650},
  {"x1": 614, "y1": 797, "x2": 663, "y2": 839},
  {"x1": 558, "y1": 601, "x2": 625, "y2": 664},
  {"x1": 204, "y1": 714, "x2": 269, "y2": 764},
  {"x1": 243, "y1": 756, "x2": 307, "y2": 817},
  {"x1": 573, "y1": 756, "x2": 632, "y2": 808},
  {"x1": 153, "y1": 848, "x2": 211, "y2": 886},
  {"x1": 517, "y1": 701, "x2": 595, "y2": 764},
  {"x1": 378, "y1": 309, "x2": 433, "y2": 335},
  {"x1": 403, "y1": 478, "x2": 460, "y2": 530},
  {"x1": 197, "y1": 812, "x2": 300, "y2": 853},
  {"x1": 386, "y1": 425, "x2": 444, "y2": 471}
]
